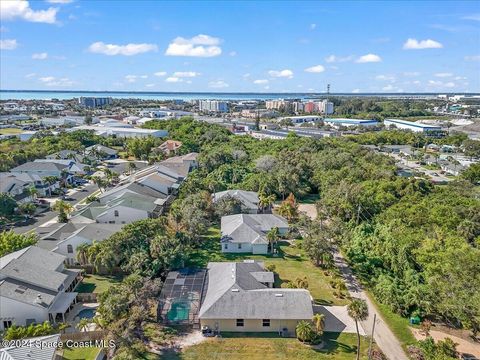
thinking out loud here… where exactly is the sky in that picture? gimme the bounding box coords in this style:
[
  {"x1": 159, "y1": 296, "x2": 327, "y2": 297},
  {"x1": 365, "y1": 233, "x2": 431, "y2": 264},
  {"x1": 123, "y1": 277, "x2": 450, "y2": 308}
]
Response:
[{"x1": 0, "y1": 0, "x2": 479, "y2": 93}]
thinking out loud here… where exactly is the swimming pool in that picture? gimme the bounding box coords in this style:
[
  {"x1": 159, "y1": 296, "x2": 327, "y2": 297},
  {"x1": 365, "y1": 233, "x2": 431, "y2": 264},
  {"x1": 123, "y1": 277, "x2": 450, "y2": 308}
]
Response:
[{"x1": 76, "y1": 308, "x2": 96, "y2": 319}]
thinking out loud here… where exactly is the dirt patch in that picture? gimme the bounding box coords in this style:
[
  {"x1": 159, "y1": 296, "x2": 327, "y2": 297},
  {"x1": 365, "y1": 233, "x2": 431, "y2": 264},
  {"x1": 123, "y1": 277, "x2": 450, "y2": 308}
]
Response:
[
  {"x1": 298, "y1": 204, "x2": 317, "y2": 220},
  {"x1": 412, "y1": 328, "x2": 480, "y2": 358}
]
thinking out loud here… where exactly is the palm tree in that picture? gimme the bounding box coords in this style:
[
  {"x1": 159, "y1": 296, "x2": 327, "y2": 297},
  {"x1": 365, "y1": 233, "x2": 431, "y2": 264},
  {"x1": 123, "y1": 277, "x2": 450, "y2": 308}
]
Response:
[
  {"x1": 52, "y1": 200, "x2": 73, "y2": 223},
  {"x1": 348, "y1": 298, "x2": 369, "y2": 360},
  {"x1": 128, "y1": 161, "x2": 137, "y2": 175},
  {"x1": 259, "y1": 193, "x2": 276, "y2": 213},
  {"x1": 76, "y1": 243, "x2": 90, "y2": 265},
  {"x1": 266, "y1": 227, "x2": 279, "y2": 253},
  {"x1": 312, "y1": 313, "x2": 325, "y2": 336},
  {"x1": 26, "y1": 186, "x2": 38, "y2": 201},
  {"x1": 296, "y1": 320, "x2": 315, "y2": 343},
  {"x1": 76, "y1": 318, "x2": 90, "y2": 332}
]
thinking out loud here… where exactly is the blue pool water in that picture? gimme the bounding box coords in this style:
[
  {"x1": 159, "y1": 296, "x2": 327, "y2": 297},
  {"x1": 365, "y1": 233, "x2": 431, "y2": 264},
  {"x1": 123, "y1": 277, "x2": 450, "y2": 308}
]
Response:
[{"x1": 76, "y1": 308, "x2": 96, "y2": 319}]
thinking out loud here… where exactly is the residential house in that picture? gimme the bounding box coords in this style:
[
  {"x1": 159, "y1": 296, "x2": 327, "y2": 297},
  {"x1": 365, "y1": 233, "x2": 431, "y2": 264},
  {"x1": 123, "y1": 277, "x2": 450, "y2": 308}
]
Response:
[
  {"x1": 198, "y1": 261, "x2": 313, "y2": 334},
  {"x1": 46, "y1": 150, "x2": 86, "y2": 163},
  {"x1": 38, "y1": 223, "x2": 123, "y2": 265},
  {"x1": 155, "y1": 140, "x2": 183, "y2": 155},
  {"x1": 0, "y1": 173, "x2": 37, "y2": 203},
  {"x1": 85, "y1": 144, "x2": 118, "y2": 160},
  {"x1": 0, "y1": 246, "x2": 81, "y2": 330},
  {"x1": 212, "y1": 190, "x2": 259, "y2": 213},
  {"x1": 0, "y1": 334, "x2": 61, "y2": 360},
  {"x1": 71, "y1": 191, "x2": 166, "y2": 224},
  {"x1": 220, "y1": 214, "x2": 288, "y2": 254}
]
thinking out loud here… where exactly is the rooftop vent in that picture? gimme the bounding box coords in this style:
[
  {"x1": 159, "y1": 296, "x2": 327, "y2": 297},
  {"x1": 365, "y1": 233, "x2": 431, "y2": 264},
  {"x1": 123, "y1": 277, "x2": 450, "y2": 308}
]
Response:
[
  {"x1": 243, "y1": 259, "x2": 255, "y2": 263},
  {"x1": 275, "y1": 293, "x2": 283, "y2": 297},
  {"x1": 231, "y1": 288, "x2": 239, "y2": 292}
]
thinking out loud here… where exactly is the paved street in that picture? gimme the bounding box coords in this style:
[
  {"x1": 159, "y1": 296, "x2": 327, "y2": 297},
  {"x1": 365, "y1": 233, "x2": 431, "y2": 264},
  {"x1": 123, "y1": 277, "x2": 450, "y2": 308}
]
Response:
[
  {"x1": 13, "y1": 183, "x2": 98, "y2": 234},
  {"x1": 334, "y1": 250, "x2": 409, "y2": 360},
  {"x1": 388, "y1": 153, "x2": 452, "y2": 183}
]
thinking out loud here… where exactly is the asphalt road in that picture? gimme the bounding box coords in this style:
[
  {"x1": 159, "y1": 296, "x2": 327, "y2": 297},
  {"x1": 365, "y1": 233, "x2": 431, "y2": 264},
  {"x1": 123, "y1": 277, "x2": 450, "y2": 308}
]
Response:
[
  {"x1": 334, "y1": 250, "x2": 409, "y2": 360},
  {"x1": 388, "y1": 153, "x2": 453, "y2": 183},
  {"x1": 13, "y1": 183, "x2": 98, "y2": 234}
]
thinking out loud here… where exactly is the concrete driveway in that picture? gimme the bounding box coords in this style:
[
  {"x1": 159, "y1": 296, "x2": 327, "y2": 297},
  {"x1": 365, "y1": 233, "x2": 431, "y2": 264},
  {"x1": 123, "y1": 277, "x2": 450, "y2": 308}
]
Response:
[{"x1": 313, "y1": 305, "x2": 366, "y2": 335}]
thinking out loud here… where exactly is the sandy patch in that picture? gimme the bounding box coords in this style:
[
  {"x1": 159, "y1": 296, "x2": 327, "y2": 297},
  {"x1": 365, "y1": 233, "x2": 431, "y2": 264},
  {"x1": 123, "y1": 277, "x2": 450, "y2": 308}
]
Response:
[
  {"x1": 412, "y1": 328, "x2": 480, "y2": 358},
  {"x1": 298, "y1": 204, "x2": 317, "y2": 220}
]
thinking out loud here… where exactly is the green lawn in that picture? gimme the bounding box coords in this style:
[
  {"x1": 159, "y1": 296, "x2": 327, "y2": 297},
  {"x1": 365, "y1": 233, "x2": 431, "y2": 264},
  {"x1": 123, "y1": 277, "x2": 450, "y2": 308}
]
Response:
[
  {"x1": 188, "y1": 227, "x2": 348, "y2": 306},
  {"x1": 177, "y1": 332, "x2": 370, "y2": 360},
  {"x1": 0, "y1": 127, "x2": 23, "y2": 135},
  {"x1": 76, "y1": 274, "x2": 123, "y2": 293},
  {"x1": 62, "y1": 347, "x2": 101, "y2": 360}
]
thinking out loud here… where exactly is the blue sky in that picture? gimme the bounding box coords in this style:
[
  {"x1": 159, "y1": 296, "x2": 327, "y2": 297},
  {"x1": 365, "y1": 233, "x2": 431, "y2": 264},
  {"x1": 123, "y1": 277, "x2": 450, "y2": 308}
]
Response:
[{"x1": 1, "y1": 0, "x2": 479, "y2": 93}]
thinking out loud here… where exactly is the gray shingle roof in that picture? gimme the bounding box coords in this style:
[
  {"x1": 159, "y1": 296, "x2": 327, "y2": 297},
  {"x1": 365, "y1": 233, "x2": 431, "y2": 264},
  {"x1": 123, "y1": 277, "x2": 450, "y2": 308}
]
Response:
[
  {"x1": 10, "y1": 161, "x2": 68, "y2": 173},
  {"x1": 0, "y1": 334, "x2": 60, "y2": 360},
  {"x1": 0, "y1": 278, "x2": 56, "y2": 309},
  {"x1": 220, "y1": 214, "x2": 288, "y2": 245},
  {"x1": 199, "y1": 262, "x2": 313, "y2": 320},
  {"x1": 85, "y1": 144, "x2": 118, "y2": 156},
  {"x1": 0, "y1": 246, "x2": 67, "y2": 292},
  {"x1": 213, "y1": 190, "x2": 259, "y2": 210}
]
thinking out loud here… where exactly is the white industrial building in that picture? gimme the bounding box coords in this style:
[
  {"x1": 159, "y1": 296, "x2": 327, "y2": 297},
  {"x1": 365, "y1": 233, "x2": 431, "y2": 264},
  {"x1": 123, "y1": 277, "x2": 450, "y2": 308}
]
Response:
[
  {"x1": 324, "y1": 118, "x2": 379, "y2": 128},
  {"x1": 279, "y1": 115, "x2": 322, "y2": 124},
  {"x1": 72, "y1": 125, "x2": 168, "y2": 138},
  {"x1": 199, "y1": 100, "x2": 229, "y2": 112},
  {"x1": 384, "y1": 119, "x2": 443, "y2": 134}
]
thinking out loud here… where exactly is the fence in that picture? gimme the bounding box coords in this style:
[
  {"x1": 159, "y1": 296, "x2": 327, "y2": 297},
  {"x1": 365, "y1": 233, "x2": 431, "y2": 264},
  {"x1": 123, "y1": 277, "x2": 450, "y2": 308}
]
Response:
[{"x1": 77, "y1": 293, "x2": 98, "y2": 302}]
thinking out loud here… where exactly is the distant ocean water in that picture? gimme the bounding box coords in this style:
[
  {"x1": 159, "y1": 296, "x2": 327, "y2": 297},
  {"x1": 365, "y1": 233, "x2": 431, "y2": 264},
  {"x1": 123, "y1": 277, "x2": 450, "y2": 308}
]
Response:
[{"x1": 0, "y1": 90, "x2": 471, "y2": 101}]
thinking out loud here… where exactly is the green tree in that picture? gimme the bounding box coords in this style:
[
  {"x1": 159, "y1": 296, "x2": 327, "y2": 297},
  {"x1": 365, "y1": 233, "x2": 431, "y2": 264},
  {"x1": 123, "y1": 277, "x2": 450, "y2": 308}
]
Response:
[
  {"x1": 296, "y1": 320, "x2": 315, "y2": 342},
  {"x1": 0, "y1": 193, "x2": 17, "y2": 217},
  {"x1": 312, "y1": 313, "x2": 325, "y2": 336},
  {"x1": 76, "y1": 318, "x2": 90, "y2": 332},
  {"x1": 348, "y1": 298, "x2": 369, "y2": 360},
  {"x1": 52, "y1": 200, "x2": 73, "y2": 223},
  {"x1": 0, "y1": 231, "x2": 38, "y2": 257}
]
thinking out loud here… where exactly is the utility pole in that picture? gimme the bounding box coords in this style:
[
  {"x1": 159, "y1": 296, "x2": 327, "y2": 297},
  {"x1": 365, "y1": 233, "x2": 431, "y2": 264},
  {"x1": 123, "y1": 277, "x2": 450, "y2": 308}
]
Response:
[{"x1": 368, "y1": 313, "x2": 377, "y2": 360}]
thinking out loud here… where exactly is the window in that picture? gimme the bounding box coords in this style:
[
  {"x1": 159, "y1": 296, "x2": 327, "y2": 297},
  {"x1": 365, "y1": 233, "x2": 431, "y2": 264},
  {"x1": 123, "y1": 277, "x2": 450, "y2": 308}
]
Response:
[
  {"x1": 224, "y1": 244, "x2": 228, "y2": 250},
  {"x1": 238, "y1": 243, "x2": 242, "y2": 249},
  {"x1": 67, "y1": 244, "x2": 73, "y2": 254},
  {"x1": 109, "y1": 221, "x2": 115, "y2": 224},
  {"x1": 262, "y1": 319, "x2": 270, "y2": 327},
  {"x1": 236, "y1": 319, "x2": 244, "y2": 327},
  {"x1": 114, "y1": 210, "x2": 119, "y2": 217},
  {"x1": 3, "y1": 321, "x2": 12, "y2": 329}
]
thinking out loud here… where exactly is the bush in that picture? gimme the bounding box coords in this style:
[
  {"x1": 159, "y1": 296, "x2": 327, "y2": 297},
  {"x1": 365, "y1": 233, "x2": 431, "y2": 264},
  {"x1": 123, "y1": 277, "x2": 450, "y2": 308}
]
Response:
[{"x1": 4, "y1": 321, "x2": 55, "y2": 340}]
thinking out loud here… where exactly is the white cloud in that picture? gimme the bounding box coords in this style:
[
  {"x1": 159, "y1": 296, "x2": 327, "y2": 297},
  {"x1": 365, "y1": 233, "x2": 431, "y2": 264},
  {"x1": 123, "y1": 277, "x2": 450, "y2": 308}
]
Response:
[
  {"x1": 403, "y1": 38, "x2": 443, "y2": 50},
  {"x1": 38, "y1": 76, "x2": 73, "y2": 87},
  {"x1": 1, "y1": 0, "x2": 58, "y2": 24},
  {"x1": 165, "y1": 77, "x2": 181, "y2": 83},
  {"x1": 229, "y1": 51, "x2": 237, "y2": 56},
  {"x1": 268, "y1": 69, "x2": 294, "y2": 78},
  {"x1": 465, "y1": 55, "x2": 480, "y2": 62},
  {"x1": 172, "y1": 71, "x2": 199, "y2": 78},
  {"x1": 47, "y1": 0, "x2": 73, "y2": 3},
  {"x1": 434, "y1": 73, "x2": 453, "y2": 78},
  {"x1": 125, "y1": 75, "x2": 137, "y2": 83},
  {"x1": 145, "y1": 83, "x2": 155, "y2": 88},
  {"x1": 382, "y1": 84, "x2": 395, "y2": 91},
  {"x1": 462, "y1": 14, "x2": 480, "y2": 21},
  {"x1": 208, "y1": 80, "x2": 229, "y2": 88},
  {"x1": 356, "y1": 54, "x2": 382, "y2": 63},
  {"x1": 310, "y1": 23, "x2": 317, "y2": 30},
  {"x1": 428, "y1": 80, "x2": 456, "y2": 88},
  {"x1": 140, "y1": 75, "x2": 148, "y2": 79},
  {"x1": 403, "y1": 71, "x2": 421, "y2": 77},
  {"x1": 304, "y1": 65, "x2": 325, "y2": 73},
  {"x1": 88, "y1": 42, "x2": 158, "y2": 56},
  {"x1": 242, "y1": 73, "x2": 250, "y2": 78},
  {"x1": 0, "y1": 39, "x2": 17, "y2": 50},
  {"x1": 376, "y1": 74, "x2": 396, "y2": 81},
  {"x1": 253, "y1": 79, "x2": 269, "y2": 84},
  {"x1": 352, "y1": 89, "x2": 360, "y2": 93},
  {"x1": 25, "y1": 73, "x2": 36, "y2": 78},
  {"x1": 165, "y1": 34, "x2": 222, "y2": 57},
  {"x1": 32, "y1": 52, "x2": 48, "y2": 60},
  {"x1": 154, "y1": 71, "x2": 167, "y2": 77},
  {"x1": 264, "y1": 85, "x2": 270, "y2": 90},
  {"x1": 413, "y1": 80, "x2": 421, "y2": 85},
  {"x1": 325, "y1": 54, "x2": 354, "y2": 63}
]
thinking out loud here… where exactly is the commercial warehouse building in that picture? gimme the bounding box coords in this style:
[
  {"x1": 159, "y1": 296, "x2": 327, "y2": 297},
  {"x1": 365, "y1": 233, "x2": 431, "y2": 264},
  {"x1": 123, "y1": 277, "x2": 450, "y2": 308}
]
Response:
[
  {"x1": 384, "y1": 119, "x2": 443, "y2": 135},
  {"x1": 324, "y1": 118, "x2": 379, "y2": 128}
]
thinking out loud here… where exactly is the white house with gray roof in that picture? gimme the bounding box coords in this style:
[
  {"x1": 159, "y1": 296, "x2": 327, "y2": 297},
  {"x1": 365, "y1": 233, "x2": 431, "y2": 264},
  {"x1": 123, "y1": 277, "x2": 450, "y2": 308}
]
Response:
[
  {"x1": 220, "y1": 214, "x2": 288, "y2": 254},
  {"x1": 213, "y1": 190, "x2": 259, "y2": 213},
  {"x1": 37, "y1": 223, "x2": 123, "y2": 265},
  {"x1": 0, "y1": 246, "x2": 81, "y2": 330},
  {"x1": 199, "y1": 261, "x2": 313, "y2": 334}
]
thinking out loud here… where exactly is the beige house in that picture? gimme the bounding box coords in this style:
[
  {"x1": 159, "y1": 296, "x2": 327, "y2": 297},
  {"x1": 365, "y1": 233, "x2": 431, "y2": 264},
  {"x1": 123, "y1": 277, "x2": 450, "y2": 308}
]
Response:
[{"x1": 198, "y1": 261, "x2": 313, "y2": 335}]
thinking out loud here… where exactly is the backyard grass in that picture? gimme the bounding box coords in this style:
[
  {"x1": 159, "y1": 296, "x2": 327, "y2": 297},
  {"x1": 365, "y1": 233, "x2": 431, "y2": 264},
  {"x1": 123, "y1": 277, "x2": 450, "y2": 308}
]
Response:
[
  {"x1": 76, "y1": 274, "x2": 123, "y2": 294},
  {"x1": 188, "y1": 227, "x2": 349, "y2": 306},
  {"x1": 0, "y1": 127, "x2": 23, "y2": 135},
  {"x1": 178, "y1": 332, "x2": 370, "y2": 360},
  {"x1": 62, "y1": 346, "x2": 101, "y2": 360}
]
